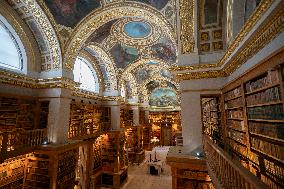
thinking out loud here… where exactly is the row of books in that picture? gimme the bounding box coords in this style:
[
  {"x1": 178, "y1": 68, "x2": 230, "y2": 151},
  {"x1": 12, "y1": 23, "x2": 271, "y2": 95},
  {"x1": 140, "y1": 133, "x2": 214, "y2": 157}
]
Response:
[
  {"x1": 227, "y1": 110, "x2": 244, "y2": 119},
  {"x1": 227, "y1": 120, "x2": 245, "y2": 131},
  {"x1": 225, "y1": 97, "x2": 242, "y2": 109},
  {"x1": 228, "y1": 130, "x2": 247, "y2": 144},
  {"x1": 224, "y1": 86, "x2": 242, "y2": 101},
  {"x1": 246, "y1": 86, "x2": 280, "y2": 106},
  {"x1": 264, "y1": 159, "x2": 284, "y2": 185},
  {"x1": 27, "y1": 160, "x2": 49, "y2": 169},
  {"x1": 261, "y1": 174, "x2": 281, "y2": 189},
  {"x1": 251, "y1": 137, "x2": 284, "y2": 161},
  {"x1": 249, "y1": 122, "x2": 284, "y2": 140},
  {"x1": 228, "y1": 140, "x2": 248, "y2": 157},
  {"x1": 245, "y1": 70, "x2": 278, "y2": 93},
  {"x1": 247, "y1": 105, "x2": 284, "y2": 120}
]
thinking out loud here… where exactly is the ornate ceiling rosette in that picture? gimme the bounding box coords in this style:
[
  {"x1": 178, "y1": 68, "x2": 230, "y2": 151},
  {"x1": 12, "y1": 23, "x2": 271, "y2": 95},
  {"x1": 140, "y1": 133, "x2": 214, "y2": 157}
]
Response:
[{"x1": 111, "y1": 18, "x2": 162, "y2": 48}]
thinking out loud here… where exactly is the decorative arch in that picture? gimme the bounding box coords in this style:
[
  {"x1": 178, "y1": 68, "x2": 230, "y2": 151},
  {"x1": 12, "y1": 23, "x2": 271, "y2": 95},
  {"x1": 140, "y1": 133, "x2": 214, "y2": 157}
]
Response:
[
  {"x1": 9, "y1": 0, "x2": 62, "y2": 70},
  {"x1": 79, "y1": 50, "x2": 104, "y2": 94},
  {"x1": 85, "y1": 44, "x2": 118, "y2": 93},
  {"x1": 0, "y1": 1, "x2": 40, "y2": 73},
  {"x1": 73, "y1": 56, "x2": 100, "y2": 93},
  {"x1": 64, "y1": 2, "x2": 176, "y2": 70}
]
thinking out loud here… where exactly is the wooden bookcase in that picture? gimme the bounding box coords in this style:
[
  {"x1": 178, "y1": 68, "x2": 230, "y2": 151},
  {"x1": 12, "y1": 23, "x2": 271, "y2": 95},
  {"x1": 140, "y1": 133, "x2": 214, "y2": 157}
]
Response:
[
  {"x1": 0, "y1": 155, "x2": 26, "y2": 189},
  {"x1": 142, "y1": 124, "x2": 151, "y2": 150},
  {"x1": 69, "y1": 102, "x2": 111, "y2": 139},
  {"x1": 23, "y1": 143, "x2": 79, "y2": 189},
  {"x1": 201, "y1": 96, "x2": 223, "y2": 146},
  {"x1": 220, "y1": 52, "x2": 284, "y2": 188},
  {"x1": 120, "y1": 107, "x2": 134, "y2": 128}
]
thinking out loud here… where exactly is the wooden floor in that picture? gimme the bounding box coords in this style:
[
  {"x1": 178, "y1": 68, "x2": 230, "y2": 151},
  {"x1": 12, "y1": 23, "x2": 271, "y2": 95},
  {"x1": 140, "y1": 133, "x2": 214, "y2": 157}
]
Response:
[
  {"x1": 121, "y1": 147, "x2": 172, "y2": 189},
  {"x1": 100, "y1": 147, "x2": 172, "y2": 189}
]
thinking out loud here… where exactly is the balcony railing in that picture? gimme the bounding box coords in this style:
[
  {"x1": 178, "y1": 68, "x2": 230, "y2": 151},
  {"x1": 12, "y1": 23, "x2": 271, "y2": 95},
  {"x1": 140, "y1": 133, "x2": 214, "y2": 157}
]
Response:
[
  {"x1": 0, "y1": 129, "x2": 47, "y2": 163},
  {"x1": 203, "y1": 135, "x2": 270, "y2": 189}
]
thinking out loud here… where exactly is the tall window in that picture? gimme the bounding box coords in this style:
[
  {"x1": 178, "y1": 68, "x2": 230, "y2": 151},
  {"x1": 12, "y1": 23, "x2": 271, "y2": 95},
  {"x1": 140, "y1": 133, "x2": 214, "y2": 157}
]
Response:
[
  {"x1": 0, "y1": 18, "x2": 23, "y2": 71},
  {"x1": 73, "y1": 57, "x2": 99, "y2": 93}
]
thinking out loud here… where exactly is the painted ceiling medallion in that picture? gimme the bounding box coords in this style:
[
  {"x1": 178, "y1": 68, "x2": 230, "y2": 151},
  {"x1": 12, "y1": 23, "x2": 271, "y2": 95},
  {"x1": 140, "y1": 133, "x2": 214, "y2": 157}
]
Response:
[
  {"x1": 124, "y1": 21, "x2": 151, "y2": 38},
  {"x1": 112, "y1": 18, "x2": 161, "y2": 47}
]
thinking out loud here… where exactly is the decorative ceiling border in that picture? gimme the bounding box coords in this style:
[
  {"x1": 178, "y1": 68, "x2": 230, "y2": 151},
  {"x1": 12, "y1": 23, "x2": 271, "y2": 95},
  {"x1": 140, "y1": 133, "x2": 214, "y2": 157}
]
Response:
[
  {"x1": 176, "y1": 0, "x2": 284, "y2": 81},
  {"x1": 64, "y1": 2, "x2": 175, "y2": 70},
  {"x1": 174, "y1": 0, "x2": 274, "y2": 71},
  {"x1": 179, "y1": 0, "x2": 195, "y2": 54},
  {"x1": 20, "y1": 0, "x2": 62, "y2": 69}
]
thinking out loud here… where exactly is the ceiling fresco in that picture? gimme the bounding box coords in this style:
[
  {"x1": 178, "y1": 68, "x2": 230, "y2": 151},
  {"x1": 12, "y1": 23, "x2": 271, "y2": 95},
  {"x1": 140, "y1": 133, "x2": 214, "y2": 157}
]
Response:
[
  {"x1": 45, "y1": 0, "x2": 102, "y2": 28},
  {"x1": 86, "y1": 19, "x2": 118, "y2": 44},
  {"x1": 160, "y1": 69, "x2": 173, "y2": 79},
  {"x1": 150, "y1": 37, "x2": 177, "y2": 64},
  {"x1": 124, "y1": 21, "x2": 152, "y2": 38},
  {"x1": 149, "y1": 88, "x2": 179, "y2": 107},
  {"x1": 133, "y1": 67, "x2": 152, "y2": 84},
  {"x1": 110, "y1": 44, "x2": 139, "y2": 68}
]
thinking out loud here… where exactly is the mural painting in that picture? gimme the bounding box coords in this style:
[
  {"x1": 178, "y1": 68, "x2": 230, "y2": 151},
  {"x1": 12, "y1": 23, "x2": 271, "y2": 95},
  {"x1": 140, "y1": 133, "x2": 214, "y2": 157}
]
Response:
[
  {"x1": 45, "y1": 0, "x2": 101, "y2": 28},
  {"x1": 149, "y1": 88, "x2": 179, "y2": 107},
  {"x1": 151, "y1": 37, "x2": 176, "y2": 64},
  {"x1": 86, "y1": 19, "x2": 118, "y2": 44},
  {"x1": 123, "y1": 21, "x2": 151, "y2": 38},
  {"x1": 134, "y1": 67, "x2": 151, "y2": 84},
  {"x1": 131, "y1": 0, "x2": 170, "y2": 10},
  {"x1": 160, "y1": 69, "x2": 173, "y2": 79},
  {"x1": 146, "y1": 81, "x2": 160, "y2": 93},
  {"x1": 110, "y1": 44, "x2": 139, "y2": 68}
]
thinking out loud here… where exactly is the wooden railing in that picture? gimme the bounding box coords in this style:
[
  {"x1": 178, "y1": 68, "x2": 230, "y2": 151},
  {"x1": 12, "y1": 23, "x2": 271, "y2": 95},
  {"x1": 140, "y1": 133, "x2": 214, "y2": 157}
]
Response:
[
  {"x1": 203, "y1": 135, "x2": 270, "y2": 189},
  {"x1": 68, "y1": 123, "x2": 111, "y2": 140},
  {"x1": 0, "y1": 129, "x2": 47, "y2": 163}
]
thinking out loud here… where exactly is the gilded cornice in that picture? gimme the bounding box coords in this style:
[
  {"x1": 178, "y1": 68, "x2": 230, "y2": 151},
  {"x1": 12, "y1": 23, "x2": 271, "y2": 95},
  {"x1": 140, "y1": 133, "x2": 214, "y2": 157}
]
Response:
[
  {"x1": 64, "y1": 2, "x2": 176, "y2": 70},
  {"x1": 0, "y1": 70, "x2": 77, "y2": 89},
  {"x1": 174, "y1": 0, "x2": 274, "y2": 71},
  {"x1": 176, "y1": 0, "x2": 283, "y2": 81},
  {"x1": 179, "y1": 0, "x2": 195, "y2": 53}
]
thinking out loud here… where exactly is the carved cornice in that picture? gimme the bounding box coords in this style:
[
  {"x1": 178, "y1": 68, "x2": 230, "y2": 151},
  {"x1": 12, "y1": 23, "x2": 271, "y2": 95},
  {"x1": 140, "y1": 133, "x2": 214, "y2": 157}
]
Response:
[
  {"x1": 174, "y1": 0, "x2": 274, "y2": 71},
  {"x1": 179, "y1": 0, "x2": 195, "y2": 54},
  {"x1": 176, "y1": 1, "x2": 284, "y2": 81}
]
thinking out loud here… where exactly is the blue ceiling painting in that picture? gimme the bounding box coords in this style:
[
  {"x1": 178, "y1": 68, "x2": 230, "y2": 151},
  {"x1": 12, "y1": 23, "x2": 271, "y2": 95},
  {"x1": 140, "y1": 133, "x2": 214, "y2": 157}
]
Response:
[
  {"x1": 160, "y1": 69, "x2": 173, "y2": 79},
  {"x1": 110, "y1": 44, "x2": 139, "y2": 68},
  {"x1": 124, "y1": 21, "x2": 151, "y2": 38},
  {"x1": 149, "y1": 88, "x2": 179, "y2": 107},
  {"x1": 45, "y1": 0, "x2": 101, "y2": 28},
  {"x1": 131, "y1": 0, "x2": 170, "y2": 10},
  {"x1": 151, "y1": 37, "x2": 176, "y2": 64},
  {"x1": 134, "y1": 67, "x2": 151, "y2": 84}
]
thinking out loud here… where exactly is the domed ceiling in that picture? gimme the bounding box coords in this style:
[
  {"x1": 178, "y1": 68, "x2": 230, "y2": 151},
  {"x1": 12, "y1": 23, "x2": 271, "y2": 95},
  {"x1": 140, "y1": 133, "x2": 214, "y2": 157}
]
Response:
[{"x1": 41, "y1": 0, "x2": 179, "y2": 108}]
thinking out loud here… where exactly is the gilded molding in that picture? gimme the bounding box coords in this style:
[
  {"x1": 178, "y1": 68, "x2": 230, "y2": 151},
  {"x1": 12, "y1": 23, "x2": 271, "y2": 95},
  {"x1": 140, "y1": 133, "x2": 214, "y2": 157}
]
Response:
[
  {"x1": 20, "y1": 0, "x2": 62, "y2": 69},
  {"x1": 175, "y1": 0, "x2": 274, "y2": 71},
  {"x1": 64, "y1": 2, "x2": 175, "y2": 70},
  {"x1": 179, "y1": 0, "x2": 195, "y2": 53},
  {"x1": 71, "y1": 88, "x2": 121, "y2": 101},
  {"x1": 176, "y1": 2, "x2": 284, "y2": 81}
]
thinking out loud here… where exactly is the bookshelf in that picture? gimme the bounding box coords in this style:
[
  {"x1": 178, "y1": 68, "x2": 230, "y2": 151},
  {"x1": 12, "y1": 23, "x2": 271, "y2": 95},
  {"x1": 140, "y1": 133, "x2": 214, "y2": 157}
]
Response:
[
  {"x1": 0, "y1": 155, "x2": 26, "y2": 189},
  {"x1": 201, "y1": 97, "x2": 222, "y2": 145},
  {"x1": 221, "y1": 61, "x2": 284, "y2": 188},
  {"x1": 120, "y1": 107, "x2": 134, "y2": 128},
  {"x1": 69, "y1": 102, "x2": 111, "y2": 139}
]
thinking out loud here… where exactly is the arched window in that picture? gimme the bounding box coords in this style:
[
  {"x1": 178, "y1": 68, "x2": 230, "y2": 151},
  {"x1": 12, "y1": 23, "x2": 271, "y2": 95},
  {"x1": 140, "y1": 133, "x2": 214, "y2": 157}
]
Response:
[
  {"x1": 0, "y1": 16, "x2": 24, "y2": 72},
  {"x1": 73, "y1": 57, "x2": 99, "y2": 93}
]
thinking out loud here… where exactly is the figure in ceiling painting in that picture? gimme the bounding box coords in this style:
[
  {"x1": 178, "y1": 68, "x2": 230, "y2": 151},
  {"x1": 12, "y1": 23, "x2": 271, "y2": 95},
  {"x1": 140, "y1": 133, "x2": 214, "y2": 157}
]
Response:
[
  {"x1": 151, "y1": 37, "x2": 176, "y2": 64},
  {"x1": 132, "y1": 0, "x2": 170, "y2": 10},
  {"x1": 110, "y1": 44, "x2": 139, "y2": 68},
  {"x1": 86, "y1": 19, "x2": 118, "y2": 44},
  {"x1": 160, "y1": 69, "x2": 173, "y2": 79},
  {"x1": 134, "y1": 67, "x2": 151, "y2": 84},
  {"x1": 45, "y1": 0, "x2": 101, "y2": 28},
  {"x1": 149, "y1": 88, "x2": 179, "y2": 107}
]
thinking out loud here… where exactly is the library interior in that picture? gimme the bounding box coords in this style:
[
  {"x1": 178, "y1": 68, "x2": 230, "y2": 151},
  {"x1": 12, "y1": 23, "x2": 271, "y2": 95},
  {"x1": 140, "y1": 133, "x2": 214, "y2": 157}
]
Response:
[{"x1": 0, "y1": 0, "x2": 283, "y2": 189}]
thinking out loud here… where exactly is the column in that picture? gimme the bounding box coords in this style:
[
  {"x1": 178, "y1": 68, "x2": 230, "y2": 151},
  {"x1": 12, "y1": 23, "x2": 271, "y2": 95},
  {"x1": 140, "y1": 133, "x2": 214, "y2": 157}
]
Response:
[{"x1": 47, "y1": 97, "x2": 71, "y2": 144}]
